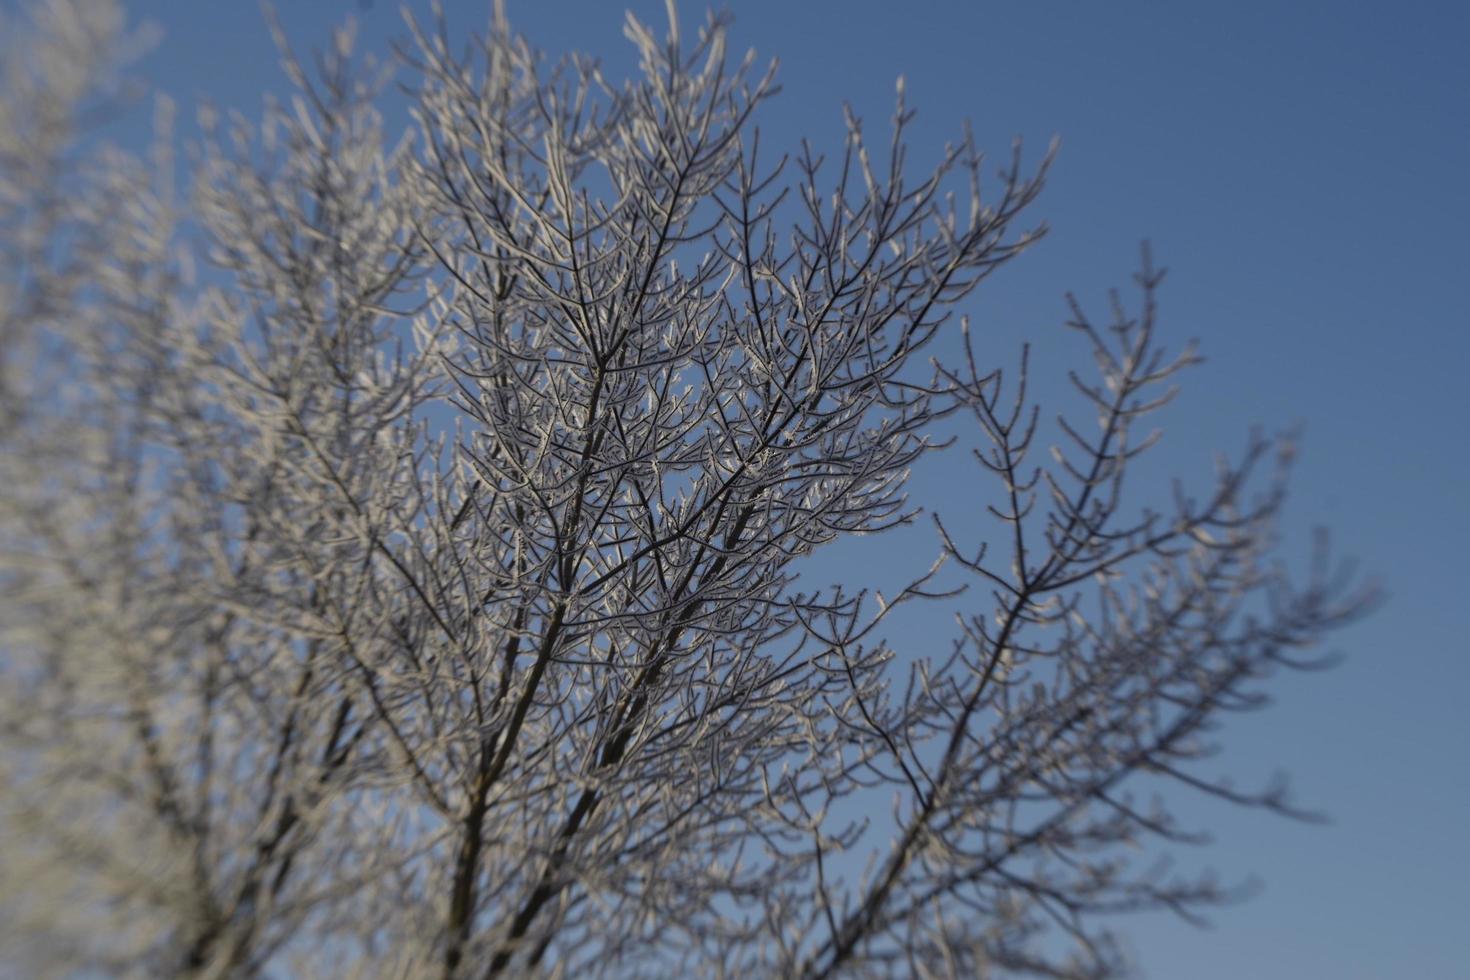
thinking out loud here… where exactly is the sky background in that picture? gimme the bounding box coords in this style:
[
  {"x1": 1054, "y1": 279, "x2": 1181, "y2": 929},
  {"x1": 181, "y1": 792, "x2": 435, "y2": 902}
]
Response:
[{"x1": 102, "y1": 0, "x2": 1470, "y2": 975}]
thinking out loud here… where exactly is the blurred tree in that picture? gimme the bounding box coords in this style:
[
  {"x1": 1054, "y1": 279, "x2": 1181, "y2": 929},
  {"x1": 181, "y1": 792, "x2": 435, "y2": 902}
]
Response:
[{"x1": 0, "y1": 1, "x2": 1372, "y2": 976}]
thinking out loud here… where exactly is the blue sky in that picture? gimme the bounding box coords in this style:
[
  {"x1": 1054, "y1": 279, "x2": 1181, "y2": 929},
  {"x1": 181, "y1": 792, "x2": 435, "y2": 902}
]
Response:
[{"x1": 114, "y1": 0, "x2": 1470, "y2": 975}]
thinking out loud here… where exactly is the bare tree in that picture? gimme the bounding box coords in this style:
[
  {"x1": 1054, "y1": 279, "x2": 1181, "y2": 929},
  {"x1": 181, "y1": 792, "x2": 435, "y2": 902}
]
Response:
[{"x1": 0, "y1": 1, "x2": 1373, "y2": 977}]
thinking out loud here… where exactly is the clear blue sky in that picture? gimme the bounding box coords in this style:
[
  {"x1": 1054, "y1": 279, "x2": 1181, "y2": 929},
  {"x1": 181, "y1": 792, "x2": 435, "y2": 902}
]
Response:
[{"x1": 116, "y1": 0, "x2": 1470, "y2": 976}]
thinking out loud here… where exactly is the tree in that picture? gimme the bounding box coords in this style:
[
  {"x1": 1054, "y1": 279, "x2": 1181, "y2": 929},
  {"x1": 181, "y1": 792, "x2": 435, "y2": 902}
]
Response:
[{"x1": 0, "y1": 1, "x2": 1373, "y2": 976}]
